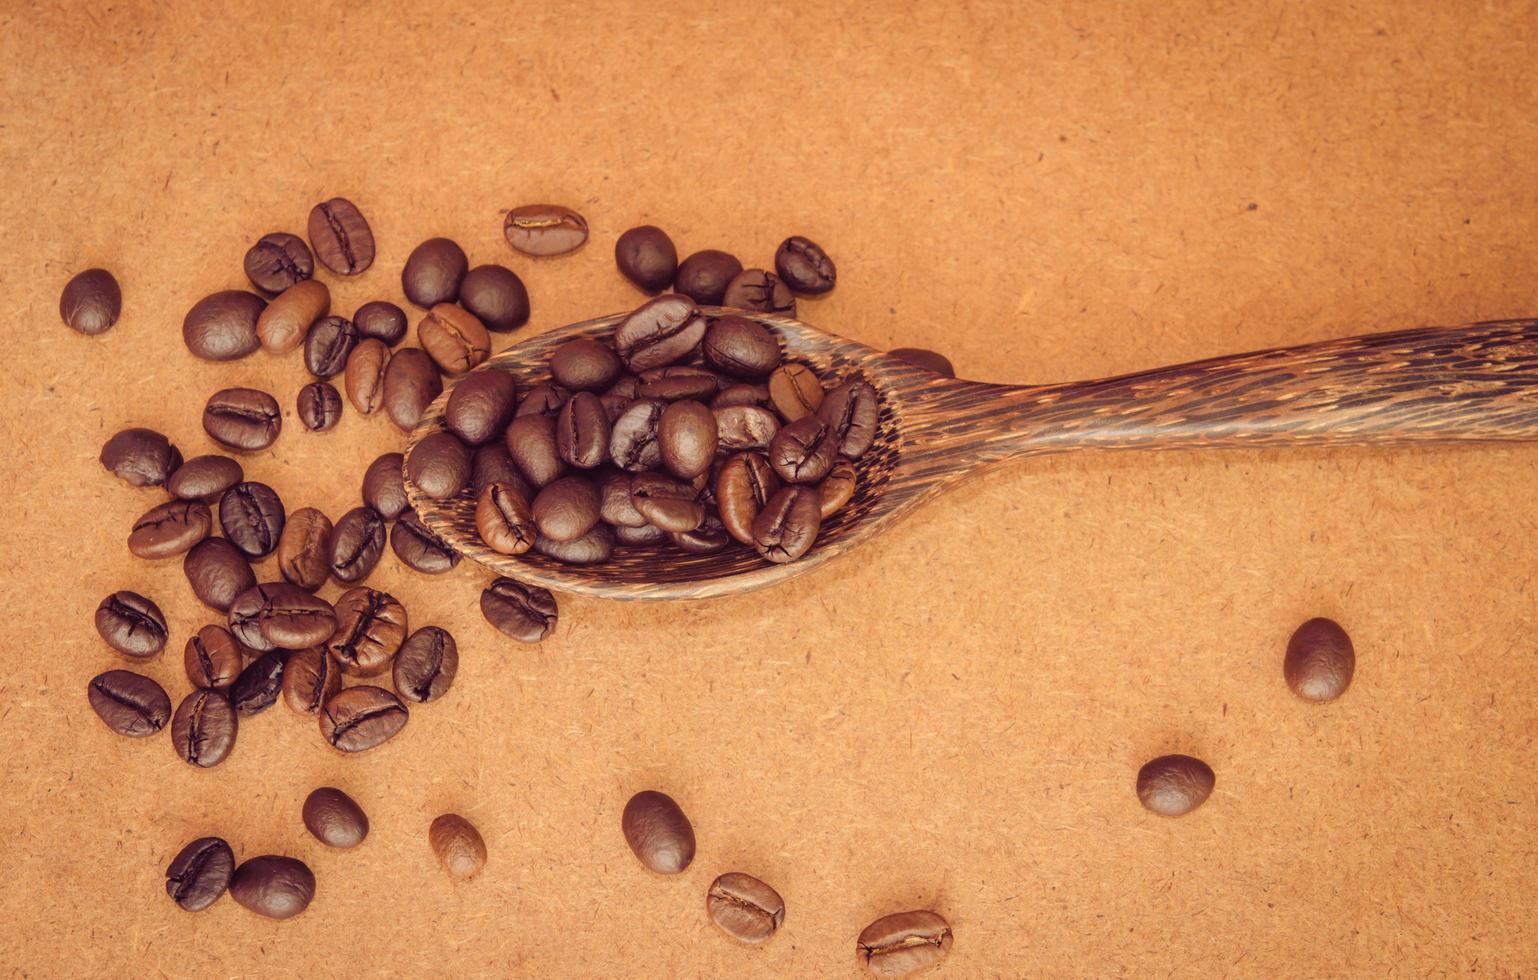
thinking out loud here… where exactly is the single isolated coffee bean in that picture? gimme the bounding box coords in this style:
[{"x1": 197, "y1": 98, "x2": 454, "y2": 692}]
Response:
[
  {"x1": 402, "y1": 237, "x2": 468, "y2": 308},
  {"x1": 282, "y1": 646, "x2": 342, "y2": 715},
  {"x1": 1284, "y1": 617, "x2": 1355, "y2": 702},
  {"x1": 393, "y1": 626, "x2": 458, "y2": 703},
  {"x1": 532, "y1": 475, "x2": 601, "y2": 543},
  {"x1": 614, "y1": 225, "x2": 678, "y2": 292},
  {"x1": 722, "y1": 268, "x2": 795, "y2": 316},
  {"x1": 556, "y1": 392, "x2": 611, "y2": 469},
  {"x1": 418, "y1": 304, "x2": 490, "y2": 379},
  {"x1": 100, "y1": 428, "x2": 181, "y2": 488},
  {"x1": 674, "y1": 250, "x2": 743, "y2": 306},
  {"x1": 362, "y1": 453, "x2": 408, "y2": 520},
  {"x1": 354, "y1": 300, "x2": 409, "y2": 346},
  {"x1": 703, "y1": 316, "x2": 782, "y2": 379},
  {"x1": 774, "y1": 235, "x2": 837, "y2": 295},
  {"x1": 768, "y1": 363, "x2": 824, "y2": 421},
  {"x1": 344, "y1": 338, "x2": 391, "y2": 415},
  {"x1": 219, "y1": 481, "x2": 285, "y2": 558},
  {"x1": 429, "y1": 813, "x2": 488, "y2": 880},
  {"x1": 818, "y1": 379, "x2": 879, "y2": 459},
  {"x1": 304, "y1": 315, "x2": 358, "y2": 377},
  {"x1": 459, "y1": 264, "x2": 530, "y2": 332},
  {"x1": 639, "y1": 365, "x2": 721, "y2": 402},
  {"x1": 534, "y1": 523, "x2": 614, "y2": 564},
  {"x1": 407, "y1": 431, "x2": 472, "y2": 500},
  {"x1": 706, "y1": 872, "x2": 785, "y2": 945},
  {"x1": 476, "y1": 481, "x2": 536, "y2": 555},
  {"x1": 167, "y1": 454, "x2": 243, "y2": 503},
  {"x1": 165, "y1": 837, "x2": 235, "y2": 912},
  {"x1": 888, "y1": 347, "x2": 955, "y2": 378},
  {"x1": 243, "y1": 232, "x2": 313, "y2": 295},
  {"x1": 613, "y1": 294, "x2": 707, "y2": 372},
  {"x1": 95, "y1": 591, "x2": 167, "y2": 659},
  {"x1": 391, "y1": 510, "x2": 461, "y2": 574},
  {"x1": 229, "y1": 855, "x2": 315, "y2": 920},
  {"x1": 184, "y1": 625, "x2": 245, "y2": 691},
  {"x1": 712, "y1": 383, "x2": 771, "y2": 410},
  {"x1": 657, "y1": 400, "x2": 717, "y2": 479},
  {"x1": 60, "y1": 268, "x2": 121, "y2": 335},
  {"x1": 171, "y1": 689, "x2": 238, "y2": 768},
  {"x1": 88, "y1": 669, "x2": 171, "y2": 737},
  {"x1": 480, "y1": 578, "x2": 557, "y2": 642},
  {"x1": 297, "y1": 382, "x2": 343, "y2": 432},
  {"x1": 256, "y1": 278, "x2": 330, "y2": 355},
  {"x1": 183, "y1": 537, "x2": 256, "y2": 612},
  {"x1": 303, "y1": 787, "x2": 369, "y2": 849},
  {"x1": 752, "y1": 485, "x2": 822, "y2": 563},
  {"x1": 308, "y1": 197, "x2": 374, "y2": 275},
  {"x1": 1136, "y1": 754, "x2": 1215, "y2": 817},
  {"x1": 320, "y1": 685, "x2": 408, "y2": 753},
  {"x1": 203, "y1": 387, "x2": 282, "y2": 452},
  {"x1": 714, "y1": 405, "x2": 780, "y2": 452},
  {"x1": 717, "y1": 452, "x2": 781, "y2": 545},
  {"x1": 473, "y1": 444, "x2": 529, "y2": 498},
  {"x1": 329, "y1": 506, "x2": 387, "y2": 584},
  {"x1": 608, "y1": 398, "x2": 665, "y2": 472},
  {"x1": 445, "y1": 370, "x2": 519, "y2": 446},
  {"x1": 183, "y1": 290, "x2": 265, "y2": 361},
  {"x1": 857, "y1": 910, "x2": 953, "y2": 978},
  {"x1": 504, "y1": 204, "x2": 588, "y2": 256},
  {"x1": 328, "y1": 587, "x2": 408, "y2": 676},
  {"x1": 277, "y1": 508, "x2": 334, "y2": 591},
  {"x1": 621, "y1": 790, "x2": 695, "y2": 874},
  {"x1": 506, "y1": 413, "x2": 567, "y2": 488},
  {"x1": 551, "y1": 338, "x2": 624, "y2": 392},
  {"x1": 383, "y1": 347, "x2": 444, "y2": 431},
  {"x1": 819, "y1": 459, "x2": 858, "y2": 517},
  {"x1": 230, "y1": 649, "x2": 288, "y2": 716},
  {"x1": 630, "y1": 473, "x2": 704, "y2": 533},
  {"x1": 768, "y1": 416, "x2": 837, "y2": 484},
  {"x1": 517, "y1": 382, "x2": 570, "y2": 418},
  {"x1": 128, "y1": 499, "x2": 211, "y2": 559}
]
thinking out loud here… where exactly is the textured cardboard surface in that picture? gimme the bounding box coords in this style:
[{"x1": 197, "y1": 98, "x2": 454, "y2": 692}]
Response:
[{"x1": 2, "y1": 1, "x2": 1536, "y2": 976}]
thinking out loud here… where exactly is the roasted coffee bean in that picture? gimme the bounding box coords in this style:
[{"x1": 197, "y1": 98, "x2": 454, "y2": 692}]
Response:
[
  {"x1": 88, "y1": 669, "x2": 171, "y2": 736},
  {"x1": 328, "y1": 587, "x2": 407, "y2": 676},
  {"x1": 597, "y1": 471, "x2": 646, "y2": 527},
  {"x1": 418, "y1": 303, "x2": 490, "y2": 375},
  {"x1": 614, "y1": 294, "x2": 706, "y2": 372},
  {"x1": 629, "y1": 473, "x2": 704, "y2": 533},
  {"x1": 168, "y1": 454, "x2": 243, "y2": 503},
  {"x1": 355, "y1": 300, "x2": 408, "y2": 345},
  {"x1": 723, "y1": 268, "x2": 795, "y2": 316},
  {"x1": 768, "y1": 363, "x2": 824, "y2": 421},
  {"x1": 550, "y1": 338, "x2": 623, "y2": 392},
  {"x1": 184, "y1": 625, "x2": 245, "y2": 690},
  {"x1": 402, "y1": 237, "x2": 468, "y2": 308},
  {"x1": 100, "y1": 428, "x2": 181, "y2": 488},
  {"x1": 504, "y1": 204, "x2": 588, "y2": 256},
  {"x1": 1285, "y1": 617, "x2": 1355, "y2": 702},
  {"x1": 95, "y1": 591, "x2": 167, "y2": 659},
  {"x1": 639, "y1": 365, "x2": 721, "y2": 402},
  {"x1": 517, "y1": 382, "x2": 570, "y2": 418},
  {"x1": 225, "y1": 585, "x2": 275, "y2": 653},
  {"x1": 712, "y1": 383, "x2": 771, "y2": 410},
  {"x1": 674, "y1": 250, "x2": 743, "y2": 306},
  {"x1": 714, "y1": 405, "x2": 780, "y2": 452},
  {"x1": 819, "y1": 459, "x2": 858, "y2": 517},
  {"x1": 429, "y1": 813, "x2": 488, "y2": 879},
  {"x1": 707, "y1": 872, "x2": 785, "y2": 945},
  {"x1": 243, "y1": 232, "x2": 313, "y2": 295},
  {"x1": 229, "y1": 855, "x2": 315, "y2": 920},
  {"x1": 391, "y1": 510, "x2": 461, "y2": 574},
  {"x1": 297, "y1": 382, "x2": 343, "y2": 432},
  {"x1": 716, "y1": 453, "x2": 781, "y2": 544},
  {"x1": 888, "y1": 347, "x2": 955, "y2": 378},
  {"x1": 472, "y1": 443, "x2": 528, "y2": 499},
  {"x1": 282, "y1": 647, "x2": 343, "y2": 715},
  {"x1": 407, "y1": 431, "x2": 472, "y2": 500},
  {"x1": 183, "y1": 290, "x2": 265, "y2": 361},
  {"x1": 535, "y1": 522, "x2": 614, "y2": 563},
  {"x1": 531, "y1": 475, "x2": 601, "y2": 542},
  {"x1": 184, "y1": 538, "x2": 256, "y2": 612},
  {"x1": 230, "y1": 650, "x2": 288, "y2": 716},
  {"x1": 303, "y1": 787, "x2": 369, "y2": 849},
  {"x1": 277, "y1": 508, "x2": 334, "y2": 591},
  {"x1": 556, "y1": 392, "x2": 611, "y2": 469},
  {"x1": 171, "y1": 689, "x2": 237, "y2": 767},
  {"x1": 383, "y1": 347, "x2": 444, "y2": 431},
  {"x1": 817, "y1": 379, "x2": 879, "y2": 458},
  {"x1": 308, "y1": 197, "x2": 374, "y2": 275},
  {"x1": 303, "y1": 315, "x2": 357, "y2": 377},
  {"x1": 320, "y1": 685, "x2": 408, "y2": 752},
  {"x1": 253, "y1": 582, "x2": 335, "y2": 647},
  {"x1": 614, "y1": 225, "x2": 678, "y2": 293},
  {"x1": 703, "y1": 316, "x2": 782, "y2": 379},
  {"x1": 671, "y1": 514, "x2": 729, "y2": 553},
  {"x1": 752, "y1": 486, "x2": 822, "y2": 562},
  {"x1": 344, "y1": 338, "x2": 391, "y2": 415},
  {"x1": 165, "y1": 837, "x2": 234, "y2": 912},
  {"x1": 329, "y1": 506, "x2": 387, "y2": 583},
  {"x1": 657, "y1": 400, "x2": 717, "y2": 479},
  {"x1": 505, "y1": 413, "x2": 566, "y2": 488},
  {"x1": 476, "y1": 481, "x2": 536, "y2": 555},
  {"x1": 615, "y1": 522, "x2": 668, "y2": 546},
  {"x1": 459, "y1": 264, "x2": 530, "y2": 332},
  {"x1": 857, "y1": 911, "x2": 953, "y2": 977},
  {"x1": 768, "y1": 416, "x2": 837, "y2": 484},
  {"x1": 608, "y1": 398, "x2": 665, "y2": 472},
  {"x1": 219, "y1": 481, "x2": 285, "y2": 558},
  {"x1": 393, "y1": 626, "x2": 458, "y2": 703},
  {"x1": 601, "y1": 393, "x2": 634, "y2": 423},
  {"x1": 480, "y1": 578, "x2": 557, "y2": 642},
  {"x1": 606, "y1": 374, "x2": 642, "y2": 399},
  {"x1": 60, "y1": 268, "x2": 121, "y2": 335},
  {"x1": 256, "y1": 279, "x2": 329, "y2": 355},
  {"x1": 445, "y1": 370, "x2": 519, "y2": 446},
  {"x1": 775, "y1": 235, "x2": 837, "y2": 295},
  {"x1": 204, "y1": 387, "x2": 281, "y2": 452},
  {"x1": 362, "y1": 453, "x2": 409, "y2": 520},
  {"x1": 1136, "y1": 754, "x2": 1215, "y2": 816},
  {"x1": 128, "y1": 499, "x2": 211, "y2": 559},
  {"x1": 621, "y1": 790, "x2": 694, "y2": 874}
]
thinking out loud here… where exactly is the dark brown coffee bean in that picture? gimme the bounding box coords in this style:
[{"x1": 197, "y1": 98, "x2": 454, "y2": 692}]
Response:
[
  {"x1": 608, "y1": 398, "x2": 665, "y2": 471},
  {"x1": 752, "y1": 485, "x2": 822, "y2": 562},
  {"x1": 614, "y1": 294, "x2": 707, "y2": 372},
  {"x1": 504, "y1": 204, "x2": 588, "y2": 256},
  {"x1": 243, "y1": 232, "x2": 313, "y2": 295},
  {"x1": 167, "y1": 455, "x2": 243, "y2": 503},
  {"x1": 165, "y1": 837, "x2": 234, "y2": 912},
  {"x1": 717, "y1": 453, "x2": 781, "y2": 545},
  {"x1": 88, "y1": 669, "x2": 171, "y2": 736},
  {"x1": 407, "y1": 431, "x2": 472, "y2": 500},
  {"x1": 100, "y1": 428, "x2": 181, "y2": 488},
  {"x1": 231, "y1": 649, "x2": 288, "y2": 716},
  {"x1": 393, "y1": 626, "x2": 458, "y2": 703},
  {"x1": 550, "y1": 338, "x2": 623, "y2": 392},
  {"x1": 703, "y1": 316, "x2": 782, "y2": 379},
  {"x1": 219, "y1": 481, "x2": 285, "y2": 558},
  {"x1": 606, "y1": 374, "x2": 643, "y2": 399},
  {"x1": 707, "y1": 872, "x2": 785, "y2": 945},
  {"x1": 535, "y1": 522, "x2": 614, "y2": 563},
  {"x1": 712, "y1": 383, "x2": 770, "y2": 410},
  {"x1": 128, "y1": 499, "x2": 211, "y2": 559},
  {"x1": 674, "y1": 250, "x2": 743, "y2": 306},
  {"x1": 171, "y1": 689, "x2": 237, "y2": 767},
  {"x1": 722, "y1": 268, "x2": 795, "y2": 316},
  {"x1": 303, "y1": 315, "x2": 357, "y2": 377},
  {"x1": 329, "y1": 506, "x2": 386, "y2": 583},
  {"x1": 184, "y1": 625, "x2": 245, "y2": 691},
  {"x1": 256, "y1": 279, "x2": 330, "y2": 355},
  {"x1": 775, "y1": 235, "x2": 837, "y2": 295},
  {"x1": 328, "y1": 587, "x2": 407, "y2": 676},
  {"x1": 1136, "y1": 754, "x2": 1215, "y2": 816},
  {"x1": 402, "y1": 237, "x2": 468, "y2": 308},
  {"x1": 615, "y1": 522, "x2": 668, "y2": 546},
  {"x1": 888, "y1": 347, "x2": 955, "y2": 378},
  {"x1": 429, "y1": 813, "x2": 488, "y2": 879},
  {"x1": 1284, "y1": 618, "x2": 1355, "y2": 702},
  {"x1": 297, "y1": 382, "x2": 343, "y2": 432},
  {"x1": 344, "y1": 338, "x2": 391, "y2": 415},
  {"x1": 320, "y1": 685, "x2": 408, "y2": 752},
  {"x1": 281, "y1": 646, "x2": 342, "y2": 715},
  {"x1": 671, "y1": 513, "x2": 729, "y2": 553},
  {"x1": 817, "y1": 379, "x2": 879, "y2": 459},
  {"x1": 303, "y1": 787, "x2": 369, "y2": 849},
  {"x1": 418, "y1": 303, "x2": 490, "y2": 375},
  {"x1": 355, "y1": 300, "x2": 408, "y2": 345},
  {"x1": 715, "y1": 405, "x2": 780, "y2": 452},
  {"x1": 768, "y1": 416, "x2": 837, "y2": 484},
  {"x1": 229, "y1": 855, "x2": 315, "y2": 919},
  {"x1": 768, "y1": 363, "x2": 824, "y2": 421},
  {"x1": 480, "y1": 578, "x2": 557, "y2": 642},
  {"x1": 249, "y1": 582, "x2": 335, "y2": 648},
  {"x1": 629, "y1": 473, "x2": 704, "y2": 533},
  {"x1": 445, "y1": 370, "x2": 519, "y2": 446},
  {"x1": 857, "y1": 911, "x2": 952, "y2": 977},
  {"x1": 225, "y1": 585, "x2": 274, "y2": 653},
  {"x1": 639, "y1": 365, "x2": 722, "y2": 402},
  {"x1": 556, "y1": 392, "x2": 611, "y2": 469},
  {"x1": 60, "y1": 268, "x2": 121, "y2": 335},
  {"x1": 517, "y1": 382, "x2": 570, "y2": 418},
  {"x1": 391, "y1": 510, "x2": 461, "y2": 574},
  {"x1": 819, "y1": 459, "x2": 858, "y2": 517},
  {"x1": 362, "y1": 453, "x2": 408, "y2": 520},
  {"x1": 505, "y1": 413, "x2": 566, "y2": 488},
  {"x1": 308, "y1": 197, "x2": 374, "y2": 275},
  {"x1": 531, "y1": 475, "x2": 600, "y2": 542},
  {"x1": 621, "y1": 790, "x2": 694, "y2": 874},
  {"x1": 614, "y1": 225, "x2": 677, "y2": 292},
  {"x1": 203, "y1": 387, "x2": 282, "y2": 452},
  {"x1": 657, "y1": 400, "x2": 717, "y2": 479},
  {"x1": 183, "y1": 538, "x2": 256, "y2": 612},
  {"x1": 383, "y1": 347, "x2": 444, "y2": 431},
  {"x1": 183, "y1": 290, "x2": 265, "y2": 361},
  {"x1": 459, "y1": 264, "x2": 530, "y2": 332},
  {"x1": 476, "y1": 481, "x2": 536, "y2": 555},
  {"x1": 277, "y1": 507, "x2": 333, "y2": 591},
  {"x1": 95, "y1": 591, "x2": 167, "y2": 658}
]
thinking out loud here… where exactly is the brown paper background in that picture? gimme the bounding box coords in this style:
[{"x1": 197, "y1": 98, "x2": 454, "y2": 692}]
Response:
[{"x1": 3, "y1": 1, "x2": 1536, "y2": 976}]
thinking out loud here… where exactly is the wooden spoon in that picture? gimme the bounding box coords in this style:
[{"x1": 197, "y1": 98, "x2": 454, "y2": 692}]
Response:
[{"x1": 405, "y1": 311, "x2": 1538, "y2": 600}]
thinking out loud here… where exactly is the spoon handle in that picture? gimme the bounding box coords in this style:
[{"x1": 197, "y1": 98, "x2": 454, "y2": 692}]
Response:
[{"x1": 906, "y1": 319, "x2": 1538, "y2": 463}]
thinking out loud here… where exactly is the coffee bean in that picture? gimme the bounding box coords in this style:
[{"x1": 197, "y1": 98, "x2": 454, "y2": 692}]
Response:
[
  {"x1": 712, "y1": 383, "x2": 770, "y2": 410},
  {"x1": 621, "y1": 790, "x2": 694, "y2": 874},
  {"x1": 534, "y1": 522, "x2": 614, "y2": 564},
  {"x1": 707, "y1": 872, "x2": 785, "y2": 945},
  {"x1": 95, "y1": 591, "x2": 167, "y2": 658},
  {"x1": 320, "y1": 685, "x2": 408, "y2": 752},
  {"x1": 715, "y1": 405, "x2": 780, "y2": 452},
  {"x1": 303, "y1": 787, "x2": 369, "y2": 849},
  {"x1": 1136, "y1": 754, "x2": 1215, "y2": 816},
  {"x1": 445, "y1": 370, "x2": 519, "y2": 446},
  {"x1": 471, "y1": 443, "x2": 530, "y2": 499},
  {"x1": 419, "y1": 304, "x2": 490, "y2": 376},
  {"x1": 1284, "y1": 618, "x2": 1355, "y2": 702},
  {"x1": 100, "y1": 428, "x2": 181, "y2": 488},
  {"x1": 723, "y1": 268, "x2": 796, "y2": 316},
  {"x1": 243, "y1": 232, "x2": 314, "y2": 295},
  {"x1": 405, "y1": 431, "x2": 470, "y2": 500},
  {"x1": 671, "y1": 514, "x2": 729, "y2": 553},
  {"x1": 230, "y1": 649, "x2": 288, "y2": 716},
  {"x1": 614, "y1": 294, "x2": 707, "y2": 372},
  {"x1": 297, "y1": 381, "x2": 343, "y2": 432},
  {"x1": 203, "y1": 387, "x2": 282, "y2": 452},
  {"x1": 517, "y1": 382, "x2": 570, "y2": 418},
  {"x1": 600, "y1": 392, "x2": 634, "y2": 423},
  {"x1": 219, "y1": 481, "x2": 285, "y2": 558},
  {"x1": 817, "y1": 379, "x2": 879, "y2": 458},
  {"x1": 128, "y1": 499, "x2": 211, "y2": 559},
  {"x1": 393, "y1": 626, "x2": 458, "y2": 703},
  {"x1": 459, "y1": 264, "x2": 530, "y2": 332},
  {"x1": 362, "y1": 453, "x2": 409, "y2": 520},
  {"x1": 480, "y1": 578, "x2": 557, "y2": 642},
  {"x1": 183, "y1": 538, "x2": 256, "y2": 612},
  {"x1": 556, "y1": 392, "x2": 611, "y2": 469},
  {"x1": 354, "y1": 300, "x2": 408, "y2": 345},
  {"x1": 630, "y1": 472, "x2": 704, "y2": 532},
  {"x1": 255, "y1": 582, "x2": 336, "y2": 647},
  {"x1": 615, "y1": 522, "x2": 668, "y2": 546},
  {"x1": 657, "y1": 400, "x2": 717, "y2": 479},
  {"x1": 606, "y1": 374, "x2": 642, "y2": 399},
  {"x1": 165, "y1": 837, "x2": 234, "y2": 912},
  {"x1": 308, "y1": 197, "x2": 374, "y2": 275},
  {"x1": 429, "y1": 813, "x2": 488, "y2": 880},
  {"x1": 167, "y1": 454, "x2": 243, "y2": 503},
  {"x1": 702, "y1": 316, "x2": 781, "y2": 379},
  {"x1": 328, "y1": 587, "x2": 407, "y2": 676},
  {"x1": 752, "y1": 485, "x2": 821, "y2": 562},
  {"x1": 256, "y1": 279, "x2": 330, "y2": 354},
  {"x1": 769, "y1": 416, "x2": 837, "y2": 484},
  {"x1": 344, "y1": 338, "x2": 391, "y2": 415},
  {"x1": 819, "y1": 459, "x2": 858, "y2": 517},
  {"x1": 505, "y1": 413, "x2": 566, "y2": 488},
  {"x1": 639, "y1": 365, "x2": 721, "y2": 402},
  {"x1": 184, "y1": 625, "x2": 245, "y2": 690},
  {"x1": 281, "y1": 646, "x2": 342, "y2": 715},
  {"x1": 301, "y1": 315, "x2": 357, "y2": 378},
  {"x1": 329, "y1": 506, "x2": 386, "y2": 583},
  {"x1": 183, "y1": 290, "x2": 265, "y2": 361},
  {"x1": 229, "y1": 855, "x2": 315, "y2": 920},
  {"x1": 88, "y1": 669, "x2": 171, "y2": 736},
  {"x1": 549, "y1": 338, "x2": 622, "y2": 392},
  {"x1": 60, "y1": 268, "x2": 121, "y2": 335},
  {"x1": 277, "y1": 507, "x2": 333, "y2": 591},
  {"x1": 774, "y1": 235, "x2": 836, "y2": 295},
  {"x1": 531, "y1": 475, "x2": 601, "y2": 543},
  {"x1": 674, "y1": 250, "x2": 743, "y2": 306},
  {"x1": 768, "y1": 363, "x2": 824, "y2": 421},
  {"x1": 888, "y1": 347, "x2": 955, "y2": 378},
  {"x1": 383, "y1": 347, "x2": 444, "y2": 431},
  {"x1": 391, "y1": 510, "x2": 462, "y2": 574},
  {"x1": 171, "y1": 689, "x2": 238, "y2": 767},
  {"x1": 614, "y1": 225, "x2": 677, "y2": 292},
  {"x1": 857, "y1": 911, "x2": 953, "y2": 978},
  {"x1": 608, "y1": 398, "x2": 665, "y2": 472},
  {"x1": 716, "y1": 452, "x2": 781, "y2": 544},
  {"x1": 402, "y1": 237, "x2": 468, "y2": 308},
  {"x1": 504, "y1": 204, "x2": 588, "y2": 256},
  {"x1": 225, "y1": 585, "x2": 275, "y2": 653},
  {"x1": 476, "y1": 481, "x2": 536, "y2": 555},
  {"x1": 597, "y1": 471, "x2": 645, "y2": 527}
]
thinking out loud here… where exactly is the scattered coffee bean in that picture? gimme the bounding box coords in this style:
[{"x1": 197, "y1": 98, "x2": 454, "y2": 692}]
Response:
[
  {"x1": 857, "y1": 910, "x2": 953, "y2": 978},
  {"x1": 1285, "y1": 617, "x2": 1355, "y2": 702},
  {"x1": 256, "y1": 279, "x2": 330, "y2": 355},
  {"x1": 219, "y1": 481, "x2": 285, "y2": 558},
  {"x1": 551, "y1": 339, "x2": 623, "y2": 392},
  {"x1": 703, "y1": 316, "x2": 782, "y2": 379},
  {"x1": 230, "y1": 649, "x2": 288, "y2": 716},
  {"x1": 183, "y1": 537, "x2": 256, "y2": 611},
  {"x1": 888, "y1": 347, "x2": 954, "y2": 378},
  {"x1": 419, "y1": 303, "x2": 490, "y2": 375},
  {"x1": 88, "y1": 669, "x2": 171, "y2": 736},
  {"x1": 308, "y1": 197, "x2": 374, "y2": 275},
  {"x1": 480, "y1": 578, "x2": 557, "y2": 642},
  {"x1": 621, "y1": 790, "x2": 694, "y2": 874},
  {"x1": 476, "y1": 481, "x2": 536, "y2": 555},
  {"x1": 817, "y1": 380, "x2": 879, "y2": 459},
  {"x1": 517, "y1": 382, "x2": 570, "y2": 418},
  {"x1": 707, "y1": 872, "x2": 785, "y2": 945},
  {"x1": 100, "y1": 427, "x2": 181, "y2": 488},
  {"x1": 504, "y1": 204, "x2": 588, "y2": 256},
  {"x1": 128, "y1": 499, "x2": 211, "y2": 559},
  {"x1": 362, "y1": 453, "x2": 409, "y2": 520},
  {"x1": 630, "y1": 472, "x2": 705, "y2": 532},
  {"x1": 532, "y1": 475, "x2": 601, "y2": 542},
  {"x1": 304, "y1": 315, "x2": 358, "y2": 377},
  {"x1": 229, "y1": 855, "x2": 315, "y2": 920},
  {"x1": 165, "y1": 837, "x2": 235, "y2": 912},
  {"x1": 354, "y1": 300, "x2": 409, "y2": 346},
  {"x1": 608, "y1": 398, "x2": 666, "y2": 471},
  {"x1": 171, "y1": 689, "x2": 238, "y2": 767},
  {"x1": 391, "y1": 510, "x2": 461, "y2": 574},
  {"x1": 226, "y1": 585, "x2": 275, "y2": 653},
  {"x1": 1136, "y1": 754, "x2": 1215, "y2": 816},
  {"x1": 383, "y1": 347, "x2": 444, "y2": 431},
  {"x1": 183, "y1": 290, "x2": 265, "y2": 361},
  {"x1": 254, "y1": 584, "x2": 333, "y2": 641},
  {"x1": 95, "y1": 590, "x2": 167, "y2": 659},
  {"x1": 429, "y1": 813, "x2": 488, "y2": 880},
  {"x1": 243, "y1": 232, "x2": 313, "y2": 295},
  {"x1": 402, "y1": 237, "x2": 468, "y2": 308},
  {"x1": 303, "y1": 787, "x2": 369, "y2": 849},
  {"x1": 768, "y1": 416, "x2": 837, "y2": 484},
  {"x1": 344, "y1": 338, "x2": 391, "y2": 415},
  {"x1": 751, "y1": 485, "x2": 822, "y2": 563},
  {"x1": 534, "y1": 522, "x2": 614, "y2": 563},
  {"x1": 281, "y1": 646, "x2": 342, "y2": 715},
  {"x1": 716, "y1": 452, "x2": 780, "y2": 545},
  {"x1": 184, "y1": 625, "x2": 245, "y2": 690},
  {"x1": 768, "y1": 363, "x2": 824, "y2": 421},
  {"x1": 819, "y1": 458, "x2": 858, "y2": 517},
  {"x1": 556, "y1": 392, "x2": 611, "y2": 468},
  {"x1": 60, "y1": 268, "x2": 121, "y2": 335},
  {"x1": 167, "y1": 454, "x2": 243, "y2": 503},
  {"x1": 277, "y1": 507, "x2": 334, "y2": 591},
  {"x1": 506, "y1": 413, "x2": 566, "y2": 488},
  {"x1": 203, "y1": 387, "x2": 282, "y2": 452},
  {"x1": 614, "y1": 294, "x2": 707, "y2": 372},
  {"x1": 459, "y1": 263, "x2": 530, "y2": 332},
  {"x1": 472, "y1": 443, "x2": 529, "y2": 499},
  {"x1": 445, "y1": 370, "x2": 519, "y2": 446},
  {"x1": 674, "y1": 250, "x2": 743, "y2": 306},
  {"x1": 393, "y1": 626, "x2": 458, "y2": 703},
  {"x1": 657, "y1": 400, "x2": 717, "y2": 479},
  {"x1": 407, "y1": 430, "x2": 472, "y2": 500},
  {"x1": 723, "y1": 268, "x2": 795, "y2": 316},
  {"x1": 614, "y1": 225, "x2": 677, "y2": 292},
  {"x1": 715, "y1": 405, "x2": 780, "y2": 452},
  {"x1": 329, "y1": 506, "x2": 387, "y2": 583},
  {"x1": 328, "y1": 587, "x2": 407, "y2": 676},
  {"x1": 712, "y1": 383, "x2": 771, "y2": 410},
  {"x1": 320, "y1": 685, "x2": 408, "y2": 752},
  {"x1": 774, "y1": 235, "x2": 836, "y2": 295},
  {"x1": 298, "y1": 381, "x2": 343, "y2": 431}
]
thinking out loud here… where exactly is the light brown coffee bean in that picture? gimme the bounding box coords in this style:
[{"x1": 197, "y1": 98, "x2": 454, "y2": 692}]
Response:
[
  {"x1": 429, "y1": 813, "x2": 488, "y2": 879},
  {"x1": 767, "y1": 363, "x2": 823, "y2": 421},
  {"x1": 256, "y1": 279, "x2": 329, "y2": 354},
  {"x1": 707, "y1": 873, "x2": 785, "y2": 945},
  {"x1": 857, "y1": 910, "x2": 953, "y2": 978},
  {"x1": 276, "y1": 507, "x2": 333, "y2": 592},
  {"x1": 418, "y1": 303, "x2": 490, "y2": 375}
]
